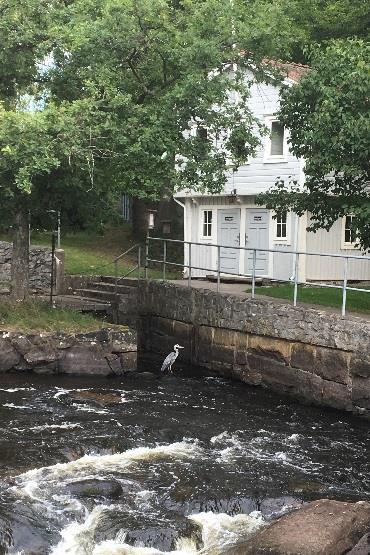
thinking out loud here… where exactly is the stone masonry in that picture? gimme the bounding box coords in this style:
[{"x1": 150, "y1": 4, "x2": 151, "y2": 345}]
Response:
[
  {"x1": 138, "y1": 280, "x2": 370, "y2": 418},
  {"x1": 0, "y1": 240, "x2": 64, "y2": 292}
]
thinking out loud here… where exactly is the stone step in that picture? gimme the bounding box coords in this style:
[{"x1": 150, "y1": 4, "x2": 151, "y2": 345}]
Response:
[
  {"x1": 53, "y1": 295, "x2": 111, "y2": 312},
  {"x1": 91, "y1": 282, "x2": 136, "y2": 294},
  {"x1": 100, "y1": 276, "x2": 138, "y2": 287},
  {"x1": 75, "y1": 288, "x2": 119, "y2": 302}
]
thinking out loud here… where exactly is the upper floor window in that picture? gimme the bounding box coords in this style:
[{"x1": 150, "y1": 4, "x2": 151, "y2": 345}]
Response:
[
  {"x1": 203, "y1": 210, "x2": 213, "y2": 237},
  {"x1": 270, "y1": 121, "x2": 285, "y2": 156},
  {"x1": 275, "y1": 211, "x2": 287, "y2": 239},
  {"x1": 264, "y1": 117, "x2": 287, "y2": 162}
]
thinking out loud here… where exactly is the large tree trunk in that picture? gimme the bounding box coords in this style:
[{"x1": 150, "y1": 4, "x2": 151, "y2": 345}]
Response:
[
  {"x1": 11, "y1": 206, "x2": 30, "y2": 301},
  {"x1": 132, "y1": 198, "x2": 149, "y2": 241}
]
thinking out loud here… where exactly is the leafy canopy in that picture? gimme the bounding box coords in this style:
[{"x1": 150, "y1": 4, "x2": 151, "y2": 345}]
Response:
[{"x1": 257, "y1": 39, "x2": 370, "y2": 250}]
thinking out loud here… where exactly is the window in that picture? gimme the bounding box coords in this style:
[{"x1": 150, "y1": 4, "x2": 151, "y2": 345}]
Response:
[
  {"x1": 196, "y1": 126, "x2": 208, "y2": 141},
  {"x1": 343, "y1": 215, "x2": 357, "y2": 247},
  {"x1": 203, "y1": 210, "x2": 213, "y2": 237},
  {"x1": 270, "y1": 121, "x2": 284, "y2": 156},
  {"x1": 276, "y1": 212, "x2": 287, "y2": 239},
  {"x1": 264, "y1": 117, "x2": 287, "y2": 162}
]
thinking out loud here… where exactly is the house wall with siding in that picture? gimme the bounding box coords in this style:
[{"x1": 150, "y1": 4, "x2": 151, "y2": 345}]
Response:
[{"x1": 306, "y1": 219, "x2": 370, "y2": 281}]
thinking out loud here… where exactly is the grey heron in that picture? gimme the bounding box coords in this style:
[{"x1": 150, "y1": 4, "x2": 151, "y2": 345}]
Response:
[{"x1": 161, "y1": 344, "x2": 184, "y2": 373}]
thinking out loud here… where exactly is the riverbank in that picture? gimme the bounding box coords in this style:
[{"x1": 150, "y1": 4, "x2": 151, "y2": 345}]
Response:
[{"x1": 0, "y1": 327, "x2": 137, "y2": 375}]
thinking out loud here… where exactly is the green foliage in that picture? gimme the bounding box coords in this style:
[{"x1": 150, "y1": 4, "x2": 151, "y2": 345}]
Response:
[
  {"x1": 250, "y1": 283, "x2": 370, "y2": 314},
  {"x1": 257, "y1": 39, "x2": 370, "y2": 250},
  {"x1": 0, "y1": 298, "x2": 110, "y2": 332}
]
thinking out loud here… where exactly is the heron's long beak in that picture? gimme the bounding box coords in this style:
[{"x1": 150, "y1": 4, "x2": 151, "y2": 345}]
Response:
[{"x1": 178, "y1": 345, "x2": 184, "y2": 349}]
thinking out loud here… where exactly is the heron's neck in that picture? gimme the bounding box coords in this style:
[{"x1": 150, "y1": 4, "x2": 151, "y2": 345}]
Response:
[{"x1": 174, "y1": 346, "x2": 178, "y2": 354}]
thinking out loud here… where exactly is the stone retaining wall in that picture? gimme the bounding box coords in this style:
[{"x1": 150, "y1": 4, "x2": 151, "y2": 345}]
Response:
[
  {"x1": 0, "y1": 328, "x2": 137, "y2": 375},
  {"x1": 138, "y1": 280, "x2": 370, "y2": 417},
  {"x1": 0, "y1": 241, "x2": 64, "y2": 292}
]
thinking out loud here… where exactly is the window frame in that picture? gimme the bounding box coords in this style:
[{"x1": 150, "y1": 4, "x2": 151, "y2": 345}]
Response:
[
  {"x1": 341, "y1": 214, "x2": 359, "y2": 249},
  {"x1": 264, "y1": 116, "x2": 288, "y2": 163},
  {"x1": 273, "y1": 211, "x2": 291, "y2": 244},
  {"x1": 202, "y1": 209, "x2": 213, "y2": 239}
]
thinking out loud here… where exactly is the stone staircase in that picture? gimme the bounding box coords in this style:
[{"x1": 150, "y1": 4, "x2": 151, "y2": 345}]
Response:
[{"x1": 55, "y1": 276, "x2": 138, "y2": 325}]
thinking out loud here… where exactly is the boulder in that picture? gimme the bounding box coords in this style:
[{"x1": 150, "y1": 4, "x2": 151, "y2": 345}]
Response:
[
  {"x1": 65, "y1": 478, "x2": 122, "y2": 498},
  {"x1": 0, "y1": 338, "x2": 21, "y2": 372},
  {"x1": 69, "y1": 391, "x2": 123, "y2": 406},
  {"x1": 58, "y1": 345, "x2": 113, "y2": 376},
  {"x1": 224, "y1": 500, "x2": 370, "y2": 555}
]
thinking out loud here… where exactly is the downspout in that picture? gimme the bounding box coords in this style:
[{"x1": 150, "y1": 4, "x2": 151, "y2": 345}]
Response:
[{"x1": 173, "y1": 197, "x2": 187, "y2": 278}]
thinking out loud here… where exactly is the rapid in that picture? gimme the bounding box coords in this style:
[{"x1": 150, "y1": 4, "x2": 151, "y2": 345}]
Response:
[{"x1": 0, "y1": 371, "x2": 369, "y2": 554}]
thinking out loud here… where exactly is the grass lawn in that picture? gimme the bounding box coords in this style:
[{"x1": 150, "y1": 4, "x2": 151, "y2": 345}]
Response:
[
  {"x1": 0, "y1": 226, "x2": 181, "y2": 279},
  {"x1": 253, "y1": 283, "x2": 370, "y2": 314},
  {"x1": 0, "y1": 298, "x2": 118, "y2": 332}
]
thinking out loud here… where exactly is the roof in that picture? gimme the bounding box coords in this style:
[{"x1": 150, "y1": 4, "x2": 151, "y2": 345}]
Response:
[{"x1": 263, "y1": 60, "x2": 310, "y2": 82}]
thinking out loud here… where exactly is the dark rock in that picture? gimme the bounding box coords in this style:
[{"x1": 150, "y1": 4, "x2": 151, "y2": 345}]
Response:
[
  {"x1": 33, "y1": 362, "x2": 58, "y2": 375},
  {"x1": 0, "y1": 338, "x2": 21, "y2": 372},
  {"x1": 10, "y1": 335, "x2": 33, "y2": 356},
  {"x1": 76, "y1": 329, "x2": 110, "y2": 343},
  {"x1": 65, "y1": 478, "x2": 122, "y2": 498},
  {"x1": 347, "y1": 532, "x2": 370, "y2": 554},
  {"x1": 351, "y1": 354, "x2": 370, "y2": 378},
  {"x1": 314, "y1": 347, "x2": 349, "y2": 385},
  {"x1": 58, "y1": 345, "x2": 113, "y2": 376},
  {"x1": 24, "y1": 347, "x2": 58, "y2": 365},
  {"x1": 104, "y1": 353, "x2": 123, "y2": 374},
  {"x1": 224, "y1": 499, "x2": 370, "y2": 555},
  {"x1": 120, "y1": 351, "x2": 137, "y2": 372},
  {"x1": 69, "y1": 391, "x2": 123, "y2": 406},
  {"x1": 291, "y1": 343, "x2": 316, "y2": 372},
  {"x1": 352, "y1": 377, "x2": 370, "y2": 409}
]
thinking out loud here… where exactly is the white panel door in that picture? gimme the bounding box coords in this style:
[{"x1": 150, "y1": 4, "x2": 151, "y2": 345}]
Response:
[
  {"x1": 245, "y1": 210, "x2": 269, "y2": 276},
  {"x1": 217, "y1": 209, "x2": 241, "y2": 275}
]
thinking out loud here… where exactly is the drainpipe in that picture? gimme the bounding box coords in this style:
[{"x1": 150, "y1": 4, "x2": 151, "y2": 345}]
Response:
[{"x1": 173, "y1": 197, "x2": 187, "y2": 277}]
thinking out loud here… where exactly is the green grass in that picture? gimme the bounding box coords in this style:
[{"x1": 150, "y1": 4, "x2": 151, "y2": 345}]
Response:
[
  {"x1": 252, "y1": 283, "x2": 370, "y2": 314},
  {"x1": 0, "y1": 226, "x2": 181, "y2": 279},
  {"x1": 0, "y1": 298, "x2": 117, "y2": 332}
]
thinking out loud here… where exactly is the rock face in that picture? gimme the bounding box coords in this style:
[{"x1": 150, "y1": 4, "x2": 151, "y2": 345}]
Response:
[
  {"x1": 0, "y1": 328, "x2": 137, "y2": 376},
  {"x1": 224, "y1": 500, "x2": 370, "y2": 555}
]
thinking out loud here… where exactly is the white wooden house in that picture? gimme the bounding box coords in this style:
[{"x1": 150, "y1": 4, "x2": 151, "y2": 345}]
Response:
[{"x1": 174, "y1": 63, "x2": 370, "y2": 283}]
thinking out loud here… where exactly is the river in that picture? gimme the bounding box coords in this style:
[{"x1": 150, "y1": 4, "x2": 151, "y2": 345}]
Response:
[{"x1": 0, "y1": 371, "x2": 369, "y2": 554}]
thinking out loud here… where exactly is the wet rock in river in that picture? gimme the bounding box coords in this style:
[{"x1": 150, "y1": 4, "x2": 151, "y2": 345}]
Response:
[
  {"x1": 66, "y1": 478, "x2": 123, "y2": 498},
  {"x1": 224, "y1": 499, "x2": 370, "y2": 555},
  {"x1": 0, "y1": 338, "x2": 20, "y2": 372},
  {"x1": 69, "y1": 390, "x2": 123, "y2": 406}
]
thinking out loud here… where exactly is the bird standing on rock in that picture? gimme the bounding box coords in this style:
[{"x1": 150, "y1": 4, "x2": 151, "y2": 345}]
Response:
[{"x1": 161, "y1": 344, "x2": 184, "y2": 373}]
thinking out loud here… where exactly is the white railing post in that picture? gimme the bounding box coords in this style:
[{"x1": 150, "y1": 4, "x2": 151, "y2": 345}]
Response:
[
  {"x1": 217, "y1": 245, "x2": 221, "y2": 294},
  {"x1": 163, "y1": 240, "x2": 167, "y2": 281},
  {"x1": 251, "y1": 249, "x2": 257, "y2": 299},
  {"x1": 293, "y1": 253, "x2": 300, "y2": 307},
  {"x1": 342, "y1": 257, "x2": 348, "y2": 317},
  {"x1": 188, "y1": 242, "x2": 192, "y2": 288}
]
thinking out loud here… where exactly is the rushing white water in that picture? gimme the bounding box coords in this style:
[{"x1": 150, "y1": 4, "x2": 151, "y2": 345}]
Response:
[{"x1": 51, "y1": 507, "x2": 265, "y2": 555}]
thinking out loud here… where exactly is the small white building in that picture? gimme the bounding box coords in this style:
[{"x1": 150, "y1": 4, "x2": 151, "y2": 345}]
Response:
[{"x1": 174, "y1": 63, "x2": 370, "y2": 283}]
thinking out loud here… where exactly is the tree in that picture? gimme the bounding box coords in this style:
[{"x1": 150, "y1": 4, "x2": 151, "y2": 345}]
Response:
[
  {"x1": 257, "y1": 39, "x2": 370, "y2": 250},
  {"x1": 48, "y1": 0, "x2": 291, "y2": 209}
]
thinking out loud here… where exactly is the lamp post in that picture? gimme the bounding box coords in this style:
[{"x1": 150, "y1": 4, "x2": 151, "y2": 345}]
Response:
[
  {"x1": 145, "y1": 209, "x2": 156, "y2": 279},
  {"x1": 47, "y1": 210, "x2": 61, "y2": 248}
]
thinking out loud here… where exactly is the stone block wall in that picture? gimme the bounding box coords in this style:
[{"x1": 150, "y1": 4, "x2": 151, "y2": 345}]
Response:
[
  {"x1": 138, "y1": 280, "x2": 370, "y2": 417},
  {"x1": 0, "y1": 328, "x2": 137, "y2": 375},
  {"x1": 0, "y1": 241, "x2": 64, "y2": 292}
]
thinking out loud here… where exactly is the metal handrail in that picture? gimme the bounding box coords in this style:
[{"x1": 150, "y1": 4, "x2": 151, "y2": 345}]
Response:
[{"x1": 144, "y1": 236, "x2": 370, "y2": 317}]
